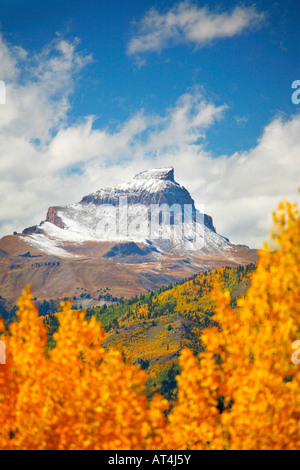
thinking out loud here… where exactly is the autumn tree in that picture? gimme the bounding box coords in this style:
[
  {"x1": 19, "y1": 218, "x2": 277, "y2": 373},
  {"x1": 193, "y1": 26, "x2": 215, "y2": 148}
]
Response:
[
  {"x1": 0, "y1": 294, "x2": 168, "y2": 450},
  {"x1": 162, "y1": 199, "x2": 300, "y2": 449}
]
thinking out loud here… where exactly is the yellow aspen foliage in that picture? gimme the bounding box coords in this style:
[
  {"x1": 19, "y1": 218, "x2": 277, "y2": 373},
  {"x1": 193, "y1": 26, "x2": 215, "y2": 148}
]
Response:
[
  {"x1": 0, "y1": 198, "x2": 299, "y2": 449},
  {"x1": 162, "y1": 199, "x2": 300, "y2": 449},
  {"x1": 0, "y1": 290, "x2": 168, "y2": 450}
]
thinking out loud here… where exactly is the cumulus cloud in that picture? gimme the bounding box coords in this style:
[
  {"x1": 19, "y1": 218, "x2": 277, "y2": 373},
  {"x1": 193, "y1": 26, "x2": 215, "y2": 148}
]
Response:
[
  {"x1": 0, "y1": 33, "x2": 299, "y2": 249},
  {"x1": 127, "y1": 2, "x2": 265, "y2": 56},
  {"x1": 187, "y1": 115, "x2": 300, "y2": 247},
  {"x1": 0, "y1": 34, "x2": 93, "y2": 234}
]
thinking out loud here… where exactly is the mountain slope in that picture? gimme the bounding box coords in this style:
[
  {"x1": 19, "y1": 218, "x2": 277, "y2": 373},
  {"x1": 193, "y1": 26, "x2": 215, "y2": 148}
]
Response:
[
  {"x1": 0, "y1": 167, "x2": 258, "y2": 306},
  {"x1": 43, "y1": 263, "x2": 257, "y2": 399}
]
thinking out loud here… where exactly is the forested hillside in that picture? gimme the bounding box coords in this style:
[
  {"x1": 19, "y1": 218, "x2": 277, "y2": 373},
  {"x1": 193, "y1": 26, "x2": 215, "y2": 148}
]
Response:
[{"x1": 44, "y1": 263, "x2": 256, "y2": 398}]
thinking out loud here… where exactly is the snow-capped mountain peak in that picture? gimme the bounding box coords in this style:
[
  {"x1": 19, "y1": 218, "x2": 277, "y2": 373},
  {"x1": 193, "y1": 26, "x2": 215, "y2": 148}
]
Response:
[
  {"x1": 133, "y1": 167, "x2": 176, "y2": 182},
  {"x1": 21, "y1": 167, "x2": 229, "y2": 257}
]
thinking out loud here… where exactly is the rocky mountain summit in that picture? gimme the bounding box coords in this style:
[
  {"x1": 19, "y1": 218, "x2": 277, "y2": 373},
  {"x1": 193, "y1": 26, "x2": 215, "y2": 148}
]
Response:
[
  {"x1": 21, "y1": 167, "x2": 225, "y2": 256},
  {"x1": 36, "y1": 167, "x2": 215, "y2": 233},
  {"x1": 0, "y1": 167, "x2": 258, "y2": 306}
]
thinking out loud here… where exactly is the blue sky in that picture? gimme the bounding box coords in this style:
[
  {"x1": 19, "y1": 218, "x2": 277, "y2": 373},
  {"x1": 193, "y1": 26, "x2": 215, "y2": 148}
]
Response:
[{"x1": 0, "y1": 0, "x2": 299, "y2": 246}]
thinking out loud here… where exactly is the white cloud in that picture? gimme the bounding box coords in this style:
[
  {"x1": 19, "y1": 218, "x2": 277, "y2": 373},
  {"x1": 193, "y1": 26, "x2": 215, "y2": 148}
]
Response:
[
  {"x1": 199, "y1": 115, "x2": 300, "y2": 247},
  {"x1": 0, "y1": 33, "x2": 299, "y2": 250},
  {"x1": 0, "y1": 34, "x2": 93, "y2": 235},
  {"x1": 0, "y1": 35, "x2": 27, "y2": 81},
  {"x1": 127, "y1": 2, "x2": 265, "y2": 56}
]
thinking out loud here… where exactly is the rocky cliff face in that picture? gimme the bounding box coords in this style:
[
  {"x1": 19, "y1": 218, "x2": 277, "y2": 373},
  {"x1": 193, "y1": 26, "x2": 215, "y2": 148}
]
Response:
[{"x1": 45, "y1": 207, "x2": 65, "y2": 229}]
